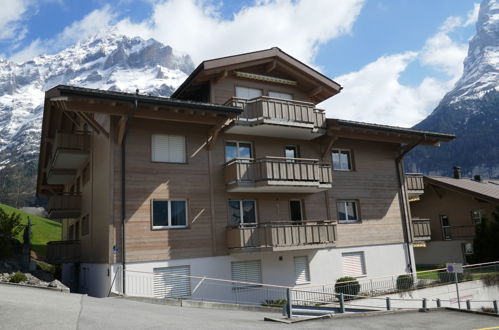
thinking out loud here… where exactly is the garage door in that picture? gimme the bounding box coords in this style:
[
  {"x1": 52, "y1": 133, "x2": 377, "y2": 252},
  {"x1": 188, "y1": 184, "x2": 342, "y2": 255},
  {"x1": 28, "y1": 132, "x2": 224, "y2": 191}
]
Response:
[{"x1": 153, "y1": 265, "x2": 191, "y2": 298}]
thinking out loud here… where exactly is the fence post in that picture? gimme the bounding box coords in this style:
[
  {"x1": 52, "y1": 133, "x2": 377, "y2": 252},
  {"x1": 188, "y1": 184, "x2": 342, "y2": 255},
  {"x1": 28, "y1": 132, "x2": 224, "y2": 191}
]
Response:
[
  {"x1": 493, "y1": 300, "x2": 498, "y2": 315},
  {"x1": 286, "y1": 288, "x2": 293, "y2": 319},
  {"x1": 422, "y1": 298, "x2": 427, "y2": 309},
  {"x1": 436, "y1": 298, "x2": 441, "y2": 308},
  {"x1": 466, "y1": 300, "x2": 471, "y2": 310},
  {"x1": 386, "y1": 297, "x2": 391, "y2": 311},
  {"x1": 339, "y1": 293, "x2": 345, "y2": 313}
]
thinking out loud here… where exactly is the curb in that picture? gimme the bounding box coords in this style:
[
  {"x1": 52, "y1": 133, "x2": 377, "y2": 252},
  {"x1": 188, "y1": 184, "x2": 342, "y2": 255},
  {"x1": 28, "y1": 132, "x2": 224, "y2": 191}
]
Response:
[{"x1": 0, "y1": 280, "x2": 70, "y2": 293}]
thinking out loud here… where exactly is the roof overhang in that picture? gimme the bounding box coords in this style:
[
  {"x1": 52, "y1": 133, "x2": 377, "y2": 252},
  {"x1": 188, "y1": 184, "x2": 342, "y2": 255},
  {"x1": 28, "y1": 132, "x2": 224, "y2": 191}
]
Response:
[{"x1": 424, "y1": 176, "x2": 499, "y2": 205}]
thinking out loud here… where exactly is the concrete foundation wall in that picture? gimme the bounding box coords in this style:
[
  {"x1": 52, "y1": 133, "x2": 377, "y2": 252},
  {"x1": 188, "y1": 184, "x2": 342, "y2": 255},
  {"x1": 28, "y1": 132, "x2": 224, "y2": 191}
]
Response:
[{"x1": 414, "y1": 241, "x2": 466, "y2": 265}]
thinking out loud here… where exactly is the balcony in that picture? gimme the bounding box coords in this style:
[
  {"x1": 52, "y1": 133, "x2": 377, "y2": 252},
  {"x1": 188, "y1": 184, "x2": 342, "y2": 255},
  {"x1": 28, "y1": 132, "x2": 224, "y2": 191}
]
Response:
[
  {"x1": 406, "y1": 173, "x2": 424, "y2": 201},
  {"x1": 224, "y1": 96, "x2": 326, "y2": 140},
  {"x1": 224, "y1": 157, "x2": 332, "y2": 193},
  {"x1": 443, "y1": 225, "x2": 475, "y2": 241},
  {"x1": 46, "y1": 240, "x2": 81, "y2": 264},
  {"x1": 226, "y1": 221, "x2": 337, "y2": 252},
  {"x1": 50, "y1": 131, "x2": 90, "y2": 170},
  {"x1": 47, "y1": 194, "x2": 81, "y2": 219},
  {"x1": 411, "y1": 218, "x2": 431, "y2": 242}
]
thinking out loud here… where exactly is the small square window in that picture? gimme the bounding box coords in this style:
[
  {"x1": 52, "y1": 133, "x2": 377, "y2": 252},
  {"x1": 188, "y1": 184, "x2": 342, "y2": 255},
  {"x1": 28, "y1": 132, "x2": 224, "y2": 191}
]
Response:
[
  {"x1": 342, "y1": 252, "x2": 366, "y2": 277},
  {"x1": 337, "y1": 200, "x2": 359, "y2": 223},
  {"x1": 332, "y1": 149, "x2": 352, "y2": 171},
  {"x1": 471, "y1": 210, "x2": 482, "y2": 224},
  {"x1": 152, "y1": 200, "x2": 188, "y2": 229},
  {"x1": 229, "y1": 200, "x2": 257, "y2": 225},
  {"x1": 152, "y1": 134, "x2": 186, "y2": 163}
]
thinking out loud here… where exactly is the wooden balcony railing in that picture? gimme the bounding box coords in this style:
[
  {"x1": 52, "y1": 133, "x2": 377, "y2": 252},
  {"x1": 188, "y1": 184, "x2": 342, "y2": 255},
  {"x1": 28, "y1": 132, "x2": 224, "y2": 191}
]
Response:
[
  {"x1": 47, "y1": 194, "x2": 82, "y2": 219},
  {"x1": 411, "y1": 218, "x2": 431, "y2": 241},
  {"x1": 50, "y1": 131, "x2": 90, "y2": 170},
  {"x1": 443, "y1": 225, "x2": 476, "y2": 241},
  {"x1": 227, "y1": 221, "x2": 337, "y2": 251},
  {"x1": 224, "y1": 157, "x2": 332, "y2": 192},
  {"x1": 406, "y1": 173, "x2": 424, "y2": 191},
  {"x1": 46, "y1": 240, "x2": 81, "y2": 264},
  {"x1": 224, "y1": 96, "x2": 326, "y2": 128}
]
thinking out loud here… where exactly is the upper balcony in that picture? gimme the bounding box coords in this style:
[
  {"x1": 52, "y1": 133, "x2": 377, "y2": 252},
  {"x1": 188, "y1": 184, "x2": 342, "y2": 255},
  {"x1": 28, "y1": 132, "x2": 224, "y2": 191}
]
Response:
[
  {"x1": 411, "y1": 218, "x2": 431, "y2": 242},
  {"x1": 224, "y1": 157, "x2": 332, "y2": 193},
  {"x1": 224, "y1": 96, "x2": 326, "y2": 140},
  {"x1": 442, "y1": 225, "x2": 475, "y2": 241},
  {"x1": 46, "y1": 240, "x2": 81, "y2": 264},
  {"x1": 406, "y1": 173, "x2": 424, "y2": 201},
  {"x1": 47, "y1": 193, "x2": 82, "y2": 219},
  {"x1": 226, "y1": 220, "x2": 337, "y2": 253}
]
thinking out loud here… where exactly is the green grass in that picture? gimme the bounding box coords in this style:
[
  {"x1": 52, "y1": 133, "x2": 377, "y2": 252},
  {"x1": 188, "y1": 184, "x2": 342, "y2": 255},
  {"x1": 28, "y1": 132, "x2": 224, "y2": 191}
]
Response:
[{"x1": 1, "y1": 203, "x2": 61, "y2": 258}]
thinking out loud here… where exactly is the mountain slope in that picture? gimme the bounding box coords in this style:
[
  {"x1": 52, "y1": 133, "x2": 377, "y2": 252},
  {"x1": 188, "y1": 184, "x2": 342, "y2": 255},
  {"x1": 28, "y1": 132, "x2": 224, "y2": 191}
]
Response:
[
  {"x1": 0, "y1": 32, "x2": 194, "y2": 206},
  {"x1": 406, "y1": 0, "x2": 499, "y2": 178}
]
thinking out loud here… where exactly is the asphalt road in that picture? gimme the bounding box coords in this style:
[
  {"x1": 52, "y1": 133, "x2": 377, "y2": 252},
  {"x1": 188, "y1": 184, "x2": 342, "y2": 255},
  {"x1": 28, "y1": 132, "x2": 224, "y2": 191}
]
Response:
[{"x1": 0, "y1": 284, "x2": 498, "y2": 329}]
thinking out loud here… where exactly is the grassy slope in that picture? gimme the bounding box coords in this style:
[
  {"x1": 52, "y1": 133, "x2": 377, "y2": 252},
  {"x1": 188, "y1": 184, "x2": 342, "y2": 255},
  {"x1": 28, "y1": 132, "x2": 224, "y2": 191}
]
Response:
[{"x1": 0, "y1": 203, "x2": 61, "y2": 258}]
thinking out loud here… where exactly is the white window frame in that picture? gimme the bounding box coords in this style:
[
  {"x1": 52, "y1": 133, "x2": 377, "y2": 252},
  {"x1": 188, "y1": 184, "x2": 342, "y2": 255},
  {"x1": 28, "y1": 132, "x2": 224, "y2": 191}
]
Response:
[
  {"x1": 471, "y1": 209, "x2": 483, "y2": 224},
  {"x1": 151, "y1": 134, "x2": 186, "y2": 163},
  {"x1": 332, "y1": 148, "x2": 353, "y2": 171},
  {"x1": 235, "y1": 86, "x2": 262, "y2": 99},
  {"x1": 225, "y1": 140, "x2": 253, "y2": 162},
  {"x1": 337, "y1": 200, "x2": 359, "y2": 223},
  {"x1": 151, "y1": 199, "x2": 188, "y2": 229},
  {"x1": 228, "y1": 199, "x2": 258, "y2": 225},
  {"x1": 268, "y1": 91, "x2": 293, "y2": 100},
  {"x1": 342, "y1": 252, "x2": 367, "y2": 278},
  {"x1": 294, "y1": 256, "x2": 311, "y2": 284}
]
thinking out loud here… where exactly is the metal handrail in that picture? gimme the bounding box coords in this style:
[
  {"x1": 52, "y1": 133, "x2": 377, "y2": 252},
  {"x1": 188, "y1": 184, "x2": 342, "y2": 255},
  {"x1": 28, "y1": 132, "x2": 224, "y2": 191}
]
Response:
[{"x1": 228, "y1": 220, "x2": 337, "y2": 229}]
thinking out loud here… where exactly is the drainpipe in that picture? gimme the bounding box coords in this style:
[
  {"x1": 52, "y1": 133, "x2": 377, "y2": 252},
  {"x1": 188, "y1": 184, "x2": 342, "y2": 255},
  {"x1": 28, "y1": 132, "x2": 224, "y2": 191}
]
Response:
[
  {"x1": 121, "y1": 89, "x2": 139, "y2": 295},
  {"x1": 395, "y1": 134, "x2": 426, "y2": 274}
]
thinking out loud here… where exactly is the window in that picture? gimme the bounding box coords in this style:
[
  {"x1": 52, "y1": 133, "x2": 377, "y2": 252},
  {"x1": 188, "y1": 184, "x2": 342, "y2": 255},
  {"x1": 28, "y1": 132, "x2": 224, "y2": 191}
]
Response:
[
  {"x1": 294, "y1": 256, "x2": 310, "y2": 284},
  {"x1": 152, "y1": 200, "x2": 188, "y2": 229},
  {"x1": 342, "y1": 252, "x2": 366, "y2": 277},
  {"x1": 269, "y1": 91, "x2": 293, "y2": 100},
  {"x1": 471, "y1": 210, "x2": 483, "y2": 224},
  {"x1": 228, "y1": 200, "x2": 257, "y2": 225},
  {"x1": 68, "y1": 224, "x2": 74, "y2": 240},
  {"x1": 440, "y1": 215, "x2": 451, "y2": 240},
  {"x1": 332, "y1": 149, "x2": 352, "y2": 171},
  {"x1": 151, "y1": 134, "x2": 186, "y2": 163},
  {"x1": 289, "y1": 200, "x2": 303, "y2": 222},
  {"x1": 231, "y1": 260, "x2": 262, "y2": 289},
  {"x1": 337, "y1": 200, "x2": 359, "y2": 223},
  {"x1": 225, "y1": 141, "x2": 252, "y2": 162},
  {"x1": 235, "y1": 86, "x2": 262, "y2": 99},
  {"x1": 81, "y1": 215, "x2": 90, "y2": 236},
  {"x1": 285, "y1": 145, "x2": 299, "y2": 162},
  {"x1": 153, "y1": 265, "x2": 191, "y2": 298}
]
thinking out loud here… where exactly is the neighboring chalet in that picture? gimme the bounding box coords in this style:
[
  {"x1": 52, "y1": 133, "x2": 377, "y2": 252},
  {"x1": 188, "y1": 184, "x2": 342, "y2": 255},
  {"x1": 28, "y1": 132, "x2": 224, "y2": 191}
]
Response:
[
  {"x1": 37, "y1": 48, "x2": 454, "y2": 298},
  {"x1": 408, "y1": 167, "x2": 499, "y2": 265}
]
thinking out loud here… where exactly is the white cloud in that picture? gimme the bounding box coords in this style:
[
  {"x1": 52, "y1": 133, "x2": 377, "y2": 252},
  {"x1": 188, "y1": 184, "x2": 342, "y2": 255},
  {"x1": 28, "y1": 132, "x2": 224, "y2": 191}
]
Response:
[
  {"x1": 0, "y1": 0, "x2": 32, "y2": 41},
  {"x1": 115, "y1": 0, "x2": 365, "y2": 64}
]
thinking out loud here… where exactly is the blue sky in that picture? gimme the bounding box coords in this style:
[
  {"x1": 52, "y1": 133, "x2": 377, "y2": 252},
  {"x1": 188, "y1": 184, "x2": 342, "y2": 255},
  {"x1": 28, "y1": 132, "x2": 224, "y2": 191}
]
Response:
[{"x1": 0, "y1": 0, "x2": 481, "y2": 126}]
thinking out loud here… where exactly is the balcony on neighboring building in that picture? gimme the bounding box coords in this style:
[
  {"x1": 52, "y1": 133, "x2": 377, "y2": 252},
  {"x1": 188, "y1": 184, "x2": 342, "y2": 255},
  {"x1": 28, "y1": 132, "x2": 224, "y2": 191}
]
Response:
[
  {"x1": 224, "y1": 96, "x2": 326, "y2": 140},
  {"x1": 224, "y1": 157, "x2": 332, "y2": 193},
  {"x1": 47, "y1": 193, "x2": 82, "y2": 219},
  {"x1": 226, "y1": 220, "x2": 337, "y2": 252},
  {"x1": 442, "y1": 225, "x2": 476, "y2": 241},
  {"x1": 46, "y1": 240, "x2": 81, "y2": 264},
  {"x1": 411, "y1": 218, "x2": 431, "y2": 242},
  {"x1": 406, "y1": 173, "x2": 424, "y2": 201}
]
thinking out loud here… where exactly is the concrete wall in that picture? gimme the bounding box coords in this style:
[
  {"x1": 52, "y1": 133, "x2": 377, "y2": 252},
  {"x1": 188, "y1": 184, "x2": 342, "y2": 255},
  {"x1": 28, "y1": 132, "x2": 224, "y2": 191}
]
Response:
[{"x1": 414, "y1": 241, "x2": 466, "y2": 265}]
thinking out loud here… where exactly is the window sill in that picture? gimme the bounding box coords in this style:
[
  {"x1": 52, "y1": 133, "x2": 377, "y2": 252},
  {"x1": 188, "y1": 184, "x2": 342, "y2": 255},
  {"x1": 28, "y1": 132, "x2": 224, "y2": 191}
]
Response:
[
  {"x1": 338, "y1": 220, "x2": 361, "y2": 224},
  {"x1": 332, "y1": 169, "x2": 353, "y2": 172},
  {"x1": 152, "y1": 226, "x2": 190, "y2": 231}
]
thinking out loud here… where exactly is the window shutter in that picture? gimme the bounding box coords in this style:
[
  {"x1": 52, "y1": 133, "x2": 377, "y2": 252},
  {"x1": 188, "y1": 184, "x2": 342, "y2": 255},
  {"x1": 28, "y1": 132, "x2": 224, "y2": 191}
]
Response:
[
  {"x1": 152, "y1": 135, "x2": 185, "y2": 163},
  {"x1": 231, "y1": 260, "x2": 262, "y2": 288},
  {"x1": 342, "y1": 252, "x2": 366, "y2": 277},
  {"x1": 294, "y1": 256, "x2": 310, "y2": 284},
  {"x1": 153, "y1": 266, "x2": 191, "y2": 298}
]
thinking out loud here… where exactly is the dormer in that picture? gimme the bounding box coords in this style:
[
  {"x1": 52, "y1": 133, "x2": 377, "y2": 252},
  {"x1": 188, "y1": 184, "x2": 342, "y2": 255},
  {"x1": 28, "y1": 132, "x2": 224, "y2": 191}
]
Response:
[{"x1": 172, "y1": 47, "x2": 342, "y2": 140}]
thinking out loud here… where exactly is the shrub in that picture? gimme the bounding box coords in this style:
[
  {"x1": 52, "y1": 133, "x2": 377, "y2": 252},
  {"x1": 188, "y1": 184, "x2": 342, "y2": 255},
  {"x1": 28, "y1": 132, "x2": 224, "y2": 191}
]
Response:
[
  {"x1": 261, "y1": 299, "x2": 287, "y2": 307},
  {"x1": 0, "y1": 208, "x2": 24, "y2": 258},
  {"x1": 481, "y1": 274, "x2": 499, "y2": 287},
  {"x1": 9, "y1": 272, "x2": 27, "y2": 283},
  {"x1": 396, "y1": 274, "x2": 414, "y2": 291},
  {"x1": 335, "y1": 276, "x2": 360, "y2": 299}
]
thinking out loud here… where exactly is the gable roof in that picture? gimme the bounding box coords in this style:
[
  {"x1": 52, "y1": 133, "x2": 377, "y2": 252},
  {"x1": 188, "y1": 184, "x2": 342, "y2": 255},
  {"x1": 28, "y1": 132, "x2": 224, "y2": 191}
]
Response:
[
  {"x1": 171, "y1": 47, "x2": 342, "y2": 102},
  {"x1": 425, "y1": 176, "x2": 499, "y2": 204}
]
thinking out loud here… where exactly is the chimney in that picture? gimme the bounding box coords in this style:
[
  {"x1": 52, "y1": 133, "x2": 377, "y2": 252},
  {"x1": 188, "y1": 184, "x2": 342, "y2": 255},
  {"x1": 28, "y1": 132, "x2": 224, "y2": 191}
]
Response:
[
  {"x1": 474, "y1": 174, "x2": 482, "y2": 182},
  {"x1": 453, "y1": 166, "x2": 462, "y2": 179}
]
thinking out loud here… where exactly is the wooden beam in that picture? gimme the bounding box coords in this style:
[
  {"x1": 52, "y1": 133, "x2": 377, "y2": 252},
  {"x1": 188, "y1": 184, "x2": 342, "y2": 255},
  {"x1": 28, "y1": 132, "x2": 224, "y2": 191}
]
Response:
[
  {"x1": 117, "y1": 115, "x2": 128, "y2": 145},
  {"x1": 309, "y1": 86, "x2": 323, "y2": 98},
  {"x1": 322, "y1": 136, "x2": 338, "y2": 159},
  {"x1": 207, "y1": 118, "x2": 233, "y2": 150},
  {"x1": 79, "y1": 112, "x2": 110, "y2": 138},
  {"x1": 62, "y1": 111, "x2": 79, "y2": 127},
  {"x1": 265, "y1": 60, "x2": 277, "y2": 73},
  {"x1": 214, "y1": 70, "x2": 228, "y2": 83}
]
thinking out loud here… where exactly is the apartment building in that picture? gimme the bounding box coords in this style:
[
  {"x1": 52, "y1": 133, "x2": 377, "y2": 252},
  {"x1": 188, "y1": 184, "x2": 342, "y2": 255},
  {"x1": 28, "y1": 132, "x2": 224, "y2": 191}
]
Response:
[
  {"x1": 408, "y1": 168, "x2": 499, "y2": 265},
  {"x1": 37, "y1": 48, "x2": 454, "y2": 298}
]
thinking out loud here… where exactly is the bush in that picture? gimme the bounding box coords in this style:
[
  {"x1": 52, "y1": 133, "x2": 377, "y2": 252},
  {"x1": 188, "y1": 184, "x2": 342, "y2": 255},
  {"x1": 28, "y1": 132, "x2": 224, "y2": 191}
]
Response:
[
  {"x1": 261, "y1": 299, "x2": 287, "y2": 307},
  {"x1": 481, "y1": 274, "x2": 499, "y2": 287},
  {"x1": 9, "y1": 272, "x2": 27, "y2": 283},
  {"x1": 396, "y1": 274, "x2": 414, "y2": 291},
  {"x1": 335, "y1": 276, "x2": 360, "y2": 299},
  {"x1": 0, "y1": 208, "x2": 24, "y2": 258}
]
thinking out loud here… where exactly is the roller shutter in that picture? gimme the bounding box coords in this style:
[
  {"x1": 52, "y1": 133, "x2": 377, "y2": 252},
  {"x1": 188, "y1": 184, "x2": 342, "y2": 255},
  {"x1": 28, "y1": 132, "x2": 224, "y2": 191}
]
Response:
[
  {"x1": 153, "y1": 265, "x2": 191, "y2": 298},
  {"x1": 151, "y1": 134, "x2": 186, "y2": 163},
  {"x1": 294, "y1": 256, "x2": 310, "y2": 284},
  {"x1": 342, "y1": 252, "x2": 366, "y2": 277},
  {"x1": 231, "y1": 260, "x2": 262, "y2": 288}
]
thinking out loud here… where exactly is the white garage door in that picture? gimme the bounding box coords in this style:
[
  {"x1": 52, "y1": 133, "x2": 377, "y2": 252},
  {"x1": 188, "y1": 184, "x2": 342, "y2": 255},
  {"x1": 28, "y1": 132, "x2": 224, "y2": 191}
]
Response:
[{"x1": 153, "y1": 265, "x2": 191, "y2": 298}]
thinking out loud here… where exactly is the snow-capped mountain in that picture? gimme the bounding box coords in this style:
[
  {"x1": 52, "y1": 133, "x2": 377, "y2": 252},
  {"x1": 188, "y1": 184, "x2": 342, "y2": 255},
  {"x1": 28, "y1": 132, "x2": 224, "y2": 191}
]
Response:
[
  {"x1": 0, "y1": 31, "x2": 194, "y2": 206},
  {"x1": 407, "y1": 0, "x2": 499, "y2": 178}
]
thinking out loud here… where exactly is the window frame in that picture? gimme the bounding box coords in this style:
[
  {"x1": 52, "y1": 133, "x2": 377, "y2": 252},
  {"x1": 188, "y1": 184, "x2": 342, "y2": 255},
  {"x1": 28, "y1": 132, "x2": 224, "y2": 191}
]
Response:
[
  {"x1": 235, "y1": 86, "x2": 263, "y2": 99},
  {"x1": 268, "y1": 91, "x2": 293, "y2": 100},
  {"x1": 225, "y1": 140, "x2": 254, "y2": 163},
  {"x1": 151, "y1": 199, "x2": 189, "y2": 230},
  {"x1": 228, "y1": 199, "x2": 258, "y2": 225},
  {"x1": 471, "y1": 209, "x2": 483, "y2": 225},
  {"x1": 294, "y1": 256, "x2": 311, "y2": 284},
  {"x1": 331, "y1": 148, "x2": 353, "y2": 171},
  {"x1": 151, "y1": 134, "x2": 187, "y2": 164},
  {"x1": 336, "y1": 200, "x2": 360, "y2": 223},
  {"x1": 284, "y1": 145, "x2": 300, "y2": 162}
]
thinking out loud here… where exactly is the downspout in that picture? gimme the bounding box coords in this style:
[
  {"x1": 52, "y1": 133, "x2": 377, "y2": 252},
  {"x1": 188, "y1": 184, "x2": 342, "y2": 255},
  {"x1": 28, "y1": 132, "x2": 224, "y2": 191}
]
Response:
[
  {"x1": 395, "y1": 134, "x2": 426, "y2": 274},
  {"x1": 121, "y1": 89, "x2": 139, "y2": 295}
]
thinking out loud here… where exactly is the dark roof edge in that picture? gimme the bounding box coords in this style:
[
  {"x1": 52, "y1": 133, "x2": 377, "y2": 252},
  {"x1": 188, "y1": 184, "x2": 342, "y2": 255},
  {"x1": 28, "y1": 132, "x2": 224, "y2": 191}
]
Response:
[
  {"x1": 330, "y1": 118, "x2": 455, "y2": 140},
  {"x1": 51, "y1": 84, "x2": 242, "y2": 114},
  {"x1": 171, "y1": 62, "x2": 205, "y2": 98}
]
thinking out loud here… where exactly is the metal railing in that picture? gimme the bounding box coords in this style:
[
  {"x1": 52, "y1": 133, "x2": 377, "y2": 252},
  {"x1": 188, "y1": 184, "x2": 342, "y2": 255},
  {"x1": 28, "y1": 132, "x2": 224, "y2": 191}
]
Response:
[
  {"x1": 226, "y1": 220, "x2": 337, "y2": 250},
  {"x1": 46, "y1": 240, "x2": 81, "y2": 264},
  {"x1": 411, "y1": 218, "x2": 431, "y2": 241},
  {"x1": 443, "y1": 225, "x2": 476, "y2": 240},
  {"x1": 224, "y1": 96, "x2": 326, "y2": 128},
  {"x1": 224, "y1": 157, "x2": 332, "y2": 185}
]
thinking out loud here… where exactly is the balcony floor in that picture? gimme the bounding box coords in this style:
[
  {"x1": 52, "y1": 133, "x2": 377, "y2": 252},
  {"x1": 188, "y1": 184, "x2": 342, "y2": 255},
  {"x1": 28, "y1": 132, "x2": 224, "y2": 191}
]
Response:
[
  {"x1": 226, "y1": 121, "x2": 325, "y2": 140},
  {"x1": 228, "y1": 242, "x2": 336, "y2": 254},
  {"x1": 227, "y1": 180, "x2": 332, "y2": 193}
]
